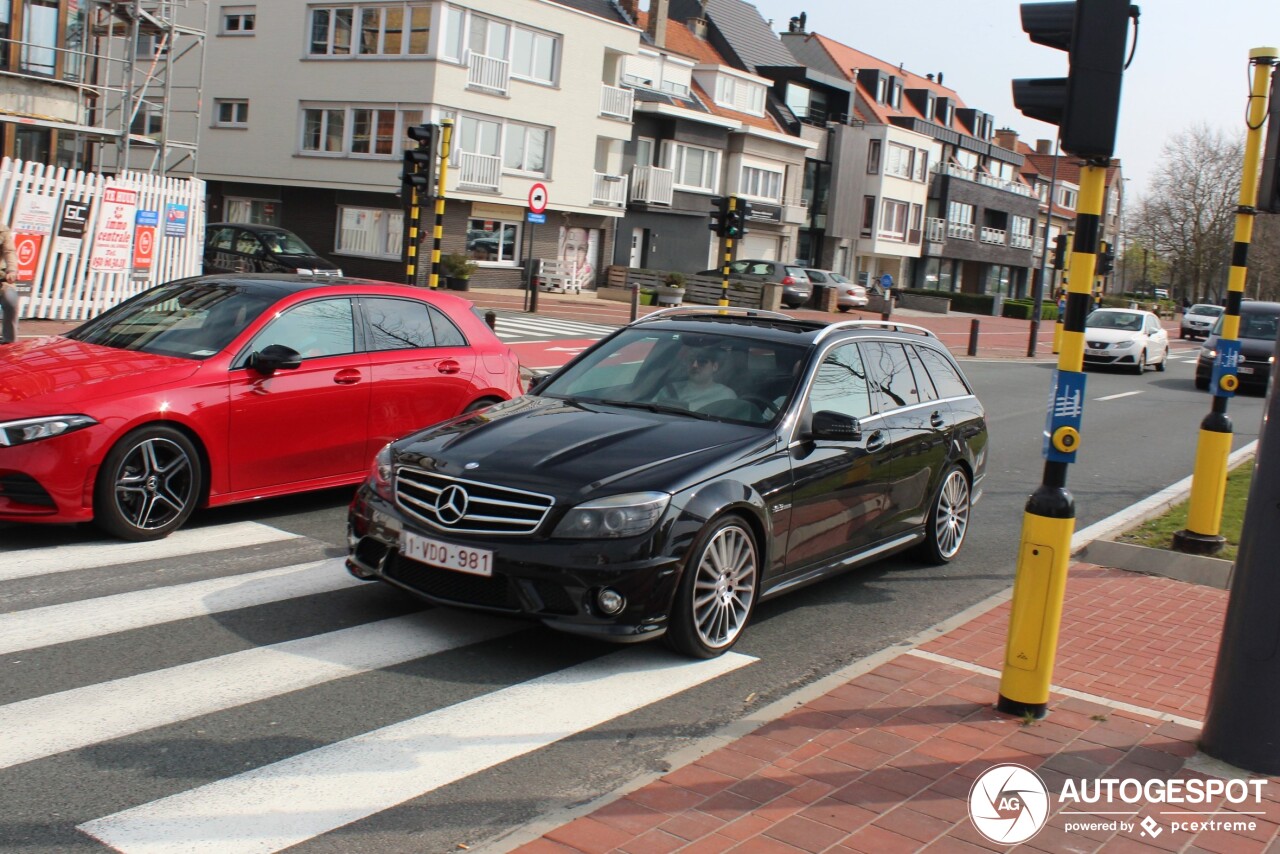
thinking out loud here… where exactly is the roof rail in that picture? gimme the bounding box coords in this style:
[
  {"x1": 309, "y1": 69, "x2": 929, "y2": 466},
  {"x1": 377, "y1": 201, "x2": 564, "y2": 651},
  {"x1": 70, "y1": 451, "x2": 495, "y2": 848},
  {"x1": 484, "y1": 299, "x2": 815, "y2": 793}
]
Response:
[
  {"x1": 812, "y1": 319, "x2": 939, "y2": 345},
  {"x1": 631, "y1": 305, "x2": 794, "y2": 325}
]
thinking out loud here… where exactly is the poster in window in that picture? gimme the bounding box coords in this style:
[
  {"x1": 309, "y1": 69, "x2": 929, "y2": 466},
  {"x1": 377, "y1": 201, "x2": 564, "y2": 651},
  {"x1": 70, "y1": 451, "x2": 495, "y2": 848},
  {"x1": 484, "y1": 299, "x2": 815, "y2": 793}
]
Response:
[{"x1": 558, "y1": 226, "x2": 598, "y2": 289}]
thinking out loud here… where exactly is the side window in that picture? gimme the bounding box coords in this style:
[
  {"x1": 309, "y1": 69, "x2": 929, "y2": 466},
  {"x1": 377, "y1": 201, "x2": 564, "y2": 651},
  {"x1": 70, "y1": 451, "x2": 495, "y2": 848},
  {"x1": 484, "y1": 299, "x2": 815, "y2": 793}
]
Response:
[
  {"x1": 364, "y1": 298, "x2": 436, "y2": 350},
  {"x1": 235, "y1": 230, "x2": 263, "y2": 256},
  {"x1": 747, "y1": 262, "x2": 771, "y2": 275},
  {"x1": 252, "y1": 298, "x2": 355, "y2": 358},
  {"x1": 860, "y1": 341, "x2": 921, "y2": 413},
  {"x1": 807, "y1": 271, "x2": 827, "y2": 283},
  {"x1": 209, "y1": 227, "x2": 235, "y2": 250},
  {"x1": 904, "y1": 346, "x2": 939, "y2": 402},
  {"x1": 914, "y1": 346, "x2": 971, "y2": 399},
  {"x1": 428, "y1": 305, "x2": 467, "y2": 347},
  {"x1": 809, "y1": 343, "x2": 873, "y2": 420}
]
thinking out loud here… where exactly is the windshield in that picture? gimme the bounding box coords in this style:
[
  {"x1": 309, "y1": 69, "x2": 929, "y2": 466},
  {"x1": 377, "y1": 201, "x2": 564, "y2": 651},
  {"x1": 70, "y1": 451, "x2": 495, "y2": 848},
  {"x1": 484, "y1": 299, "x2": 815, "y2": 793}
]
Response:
[
  {"x1": 1085, "y1": 311, "x2": 1144, "y2": 331},
  {"x1": 537, "y1": 327, "x2": 809, "y2": 426},
  {"x1": 257, "y1": 229, "x2": 316, "y2": 256},
  {"x1": 828, "y1": 273, "x2": 853, "y2": 284},
  {"x1": 67, "y1": 281, "x2": 277, "y2": 359},
  {"x1": 1190, "y1": 304, "x2": 1223, "y2": 316}
]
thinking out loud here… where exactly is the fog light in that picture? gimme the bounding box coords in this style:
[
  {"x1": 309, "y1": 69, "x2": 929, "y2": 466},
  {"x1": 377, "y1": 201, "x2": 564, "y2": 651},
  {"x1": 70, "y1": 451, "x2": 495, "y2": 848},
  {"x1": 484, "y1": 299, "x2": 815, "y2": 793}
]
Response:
[{"x1": 597, "y1": 588, "x2": 626, "y2": 615}]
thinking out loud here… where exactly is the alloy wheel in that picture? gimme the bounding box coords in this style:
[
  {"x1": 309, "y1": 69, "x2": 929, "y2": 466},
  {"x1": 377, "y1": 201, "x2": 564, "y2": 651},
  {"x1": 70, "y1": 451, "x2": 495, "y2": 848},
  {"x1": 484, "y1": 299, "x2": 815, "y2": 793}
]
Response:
[
  {"x1": 113, "y1": 436, "x2": 197, "y2": 532},
  {"x1": 691, "y1": 524, "x2": 758, "y2": 649},
  {"x1": 934, "y1": 470, "x2": 971, "y2": 560}
]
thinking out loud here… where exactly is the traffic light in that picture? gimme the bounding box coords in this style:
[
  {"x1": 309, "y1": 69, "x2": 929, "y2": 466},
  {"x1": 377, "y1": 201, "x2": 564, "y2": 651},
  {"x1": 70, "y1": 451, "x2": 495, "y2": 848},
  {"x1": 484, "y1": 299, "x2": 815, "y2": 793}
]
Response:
[
  {"x1": 1051, "y1": 233, "x2": 1068, "y2": 269},
  {"x1": 1258, "y1": 66, "x2": 1280, "y2": 214},
  {"x1": 1012, "y1": 0, "x2": 1138, "y2": 159},
  {"x1": 401, "y1": 123, "x2": 438, "y2": 201},
  {"x1": 1097, "y1": 240, "x2": 1115, "y2": 275},
  {"x1": 725, "y1": 198, "x2": 752, "y2": 239},
  {"x1": 708, "y1": 196, "x2": 729, "y2": 236}
]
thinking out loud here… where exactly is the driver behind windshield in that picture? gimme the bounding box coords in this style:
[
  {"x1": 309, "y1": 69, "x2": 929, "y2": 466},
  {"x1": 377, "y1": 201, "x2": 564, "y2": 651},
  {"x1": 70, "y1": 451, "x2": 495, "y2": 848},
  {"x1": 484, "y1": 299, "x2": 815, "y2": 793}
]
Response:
[{"x1": 659, "y1": 347, "x2": 736, "y2": 411}]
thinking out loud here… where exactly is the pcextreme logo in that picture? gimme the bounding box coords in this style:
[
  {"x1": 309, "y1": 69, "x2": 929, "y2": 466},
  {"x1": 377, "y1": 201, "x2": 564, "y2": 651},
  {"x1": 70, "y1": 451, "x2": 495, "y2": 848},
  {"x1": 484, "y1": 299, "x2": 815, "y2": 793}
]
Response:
[{"x1": 968, "y1": 763, "x2": 1051, "y2": 844}]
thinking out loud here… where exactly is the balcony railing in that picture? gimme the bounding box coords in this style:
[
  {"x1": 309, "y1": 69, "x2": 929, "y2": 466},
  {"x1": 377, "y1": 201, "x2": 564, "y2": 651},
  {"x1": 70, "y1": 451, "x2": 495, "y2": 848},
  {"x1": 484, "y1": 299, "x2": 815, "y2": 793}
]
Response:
[
  {"x1": 1010, "y1": 233, "x2": 1034, "y2": 250},
  {"x1": 980, "y1": 226, "x2": 1007, "y2": 245},
  {"x1": 1033, "y1": 237, "x2": 1045, "y2": 256},
  {"x1": 933, "y1": 162, "x2": 1035, "y2": 197},
  {"x1": 467, "y1": 51, "x2": 509, "y2": 95},
  {"x1": 630, "y1": 166, "x2": 674, "y2": 205},
  {"x1": 947, "y1": 220, "x2": 975, "y2": 241},
  {"x1": 926, "y1": 217, "x2": 946, "y2": 242},
  {"x1": 592, "y1": 172, "x2": 629, "y2": 208},
  {"x1": 455, "y1": 152, "x2": 501, "y2": 191},
  {"x1": 600, "y1": 84, "x2": 634, "y2": 120}
]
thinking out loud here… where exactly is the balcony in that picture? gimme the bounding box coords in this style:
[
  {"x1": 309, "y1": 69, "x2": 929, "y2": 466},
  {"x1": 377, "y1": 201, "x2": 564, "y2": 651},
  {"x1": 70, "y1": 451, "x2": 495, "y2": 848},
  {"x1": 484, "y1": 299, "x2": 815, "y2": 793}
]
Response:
[
  {"x1": 630, "y1": 166, "x2": 673, "y2": 206},
  {"x1": 947, "y1": 220, "x2": 975, "y2": 241},
  {"x1": 1010, "y1": 233, "x2": 1035, "y2": 250},
  {"x1": 934, "y1": 162, "x2": 1035, "y2": 198},
  {"x1": 592, "y1": 172, "x2": 629, "y2": 208},
  {"x1": 600, "y1": 84, "x2": 634, "y2": 121},
  {"x1": 980, "y1": 226, "x2": 1007, "y2": 246},
  {"x1": 467, "y1": 52, "x2": 509, "y2": 95},
  {"x1": 455, "y1": 152, "x2": 501, "y2": 191},
  {"x1": 782, "y1": 197, "x2": 808, "y2": 225},
  {"x1": 926, "y1": 217, "x2": 946, "y2": 243}
]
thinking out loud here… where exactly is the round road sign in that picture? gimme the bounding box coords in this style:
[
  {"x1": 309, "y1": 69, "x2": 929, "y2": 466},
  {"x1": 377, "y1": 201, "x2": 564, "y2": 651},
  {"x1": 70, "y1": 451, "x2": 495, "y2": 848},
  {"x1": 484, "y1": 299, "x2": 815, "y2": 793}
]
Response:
[{"x1": 528, "y1": 182, "x2": 549, "y2": 214}]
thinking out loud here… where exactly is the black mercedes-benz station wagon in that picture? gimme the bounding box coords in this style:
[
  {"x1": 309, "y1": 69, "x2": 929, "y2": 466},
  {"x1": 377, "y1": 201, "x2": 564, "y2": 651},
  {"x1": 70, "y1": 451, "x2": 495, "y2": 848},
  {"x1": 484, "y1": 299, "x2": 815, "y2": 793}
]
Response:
[{"x1": 347, "y1": 308, "x2": 989, "y2": 658}]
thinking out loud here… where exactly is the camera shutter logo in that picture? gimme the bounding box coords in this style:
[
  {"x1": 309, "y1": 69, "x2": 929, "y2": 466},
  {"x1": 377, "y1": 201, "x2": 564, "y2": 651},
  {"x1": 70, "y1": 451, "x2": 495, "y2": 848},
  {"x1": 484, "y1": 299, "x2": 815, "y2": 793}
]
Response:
[
  {"x1": 968, "y1": 764, "x2": 1050, "y2": 844},
  {"x1": 434, "y1": 485, "x2": 470, "y2": 525}
]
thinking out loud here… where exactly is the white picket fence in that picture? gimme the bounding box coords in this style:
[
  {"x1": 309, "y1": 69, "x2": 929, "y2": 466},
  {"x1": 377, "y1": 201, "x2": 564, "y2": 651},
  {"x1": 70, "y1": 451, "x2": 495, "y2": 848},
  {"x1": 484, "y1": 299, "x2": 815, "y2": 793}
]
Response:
[{"x1": 0, "y1": 157, "x2": 206, "y2": 321}]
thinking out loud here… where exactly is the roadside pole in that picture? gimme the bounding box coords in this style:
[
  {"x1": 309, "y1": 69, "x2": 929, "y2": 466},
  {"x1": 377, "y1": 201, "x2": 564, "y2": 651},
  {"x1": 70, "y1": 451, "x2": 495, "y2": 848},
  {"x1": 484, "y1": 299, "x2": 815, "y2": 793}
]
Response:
[
  {"x1": 1173, "y1": 48, "x2": 1277, "y2": 555},
  {"x1": 428, "y1": 119, "x2": 453, "y2": 290},
  {"x1": 720, "y1": 196, "x2": 737, "y2": 314},
  {"x1": 1029, "y1": 135, "x2": 1062, "y2": 357}
]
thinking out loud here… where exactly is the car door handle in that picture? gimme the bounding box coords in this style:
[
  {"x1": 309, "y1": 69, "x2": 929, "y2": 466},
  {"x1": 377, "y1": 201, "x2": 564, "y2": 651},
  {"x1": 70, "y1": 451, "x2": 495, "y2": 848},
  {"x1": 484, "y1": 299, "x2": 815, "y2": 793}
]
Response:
[
  {"x1": 865, "y1": 429, "x2": 887, "y2": 452},
  {"x1": 930, "y1": 411, "x2": 945, "y2": 429},
  {"x1": 437, "y1": 360, "x2": 461, "y2": 375},
  {"x1": 333, "y1": 368, "x2": 363, "y2": 385}
]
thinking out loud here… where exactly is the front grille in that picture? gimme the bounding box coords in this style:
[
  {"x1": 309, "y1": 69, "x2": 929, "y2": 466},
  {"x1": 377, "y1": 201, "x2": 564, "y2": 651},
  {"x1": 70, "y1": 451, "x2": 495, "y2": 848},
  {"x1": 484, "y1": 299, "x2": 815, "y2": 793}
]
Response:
[
  {"x1": 528, "y1": 579, "x2": 577, "y2": 615},
  {"x1": 1087, "y1": 341, "x2": 1109, "y2": 350},
  {"x1": 387, "y1": 553, "x2": 520, "y2": 610},
  {"x1": 0, "y1": 474, "x2": 55, "y2": 507},
  {"x1": 395, "y1": 468, "x2": 554, "y2": 536}
]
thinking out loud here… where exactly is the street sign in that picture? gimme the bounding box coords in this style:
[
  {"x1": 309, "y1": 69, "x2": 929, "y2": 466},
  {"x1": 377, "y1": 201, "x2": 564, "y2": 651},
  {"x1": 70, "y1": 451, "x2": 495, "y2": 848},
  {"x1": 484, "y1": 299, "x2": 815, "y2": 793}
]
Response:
[
  {"x1": 527, "y1": 212, "x2": 546, "y2": 224},
  {"x1": 528, "y1": 182, "x2": 548, "y2": 215},
  {"x1": 880, "y1": 273, "x2": 893, "y2": 290}
]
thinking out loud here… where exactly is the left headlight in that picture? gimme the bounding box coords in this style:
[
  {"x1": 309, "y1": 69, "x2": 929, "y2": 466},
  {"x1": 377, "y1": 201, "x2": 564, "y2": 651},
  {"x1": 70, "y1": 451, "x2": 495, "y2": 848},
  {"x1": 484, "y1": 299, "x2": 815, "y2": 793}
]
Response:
[
  {"x1": 0, "y1": 415, "x2": 97, "y2": 447},
  {"x1": 1111, "y1": 339, "x2": 1136, "y2": 349},
  {"x1": 369, "y1": 443, "x2": 393, "y2": 501},
  {"x1": 552, "y1": 492, "x2": 670, "y2": 539}
]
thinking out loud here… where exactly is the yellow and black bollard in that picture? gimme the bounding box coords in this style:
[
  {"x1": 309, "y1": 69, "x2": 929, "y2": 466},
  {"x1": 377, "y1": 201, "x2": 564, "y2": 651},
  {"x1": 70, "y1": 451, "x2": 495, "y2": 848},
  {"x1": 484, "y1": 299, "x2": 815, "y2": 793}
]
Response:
[
  {"x1": 997, "y1": 161, "x2": 1107, "y2": 720},
  {"x1": 719, "y1": 197, "x2": 736, "y2": 314},
  {"x1": 1173, "y1": 47, "x2": 1277, "y2": 554},
  {"x1": 428, "y1": 119, "x2": 454, "y2": 290}
]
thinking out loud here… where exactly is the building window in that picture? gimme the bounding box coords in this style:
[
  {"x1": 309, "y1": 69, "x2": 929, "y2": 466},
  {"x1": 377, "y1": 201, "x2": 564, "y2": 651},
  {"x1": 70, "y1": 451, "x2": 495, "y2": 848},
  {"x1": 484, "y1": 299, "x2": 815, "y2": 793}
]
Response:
[
  {"x1": 503, "y1": 123, "x2": 549, "y2": 174},
  {"x1": 336, "y1": 206, "x2": 403, "y2": 259},
  {"x1": 351, "y1": 108, "x2": 397, "y2": 155},
  {"x1": 947, "y1": 201, "x2": 975, "y2": 226},
  {"x1": 914, "y1": 150, "x2": 929, "y2": 182},
  {"x1": 214, "y1": 99, "x2": 249, "y2": 127},
  {"x1": 225, "y1": 197, "x2": 280, "y2": 224},
  {"x1": 466, "y1": 219, "x2": 521, "y2": 265},
  {"x1": 861, "y1": 195, "x2": 875, "y2": 237},
  {"x1": 309, "y1": 3, "x2": 429, "y2": 57},
  {"x1": 1058, "y1": 187, "x2": 1077, "y2": 209},
  {"x1": 740, "y1": 165, "x2": 782, "y2": 202},
  {"x1": 300, "y1": 105, "x2": 425, "y2": 157},
  {"x1": 885, "y1": 143, "x2": 913, "y2": 179},
  {"x1": 221, "y1": 6, "x2": 256, "y2": 35},
  {"x1": 879, "y1": 199, "x2": 909, "y2": 241},
  {"x1": 130, "y1": 103, "x2": 164, "y2": 137},
  {"x1": 867, "y1": 139, "x2": 881, "y2": 174},
  {"x1": 302, "y1": 108, "x2": 346, "y2": 153},
  {"x1": 511, "y1": 26, "x2": 556, "y2": 84},
  {"x1": 21, "y1": 0, "x2": 58, "y2": 76},
  {"x1": 663, "y1": 141, "x2": 719, "y2": 193}
]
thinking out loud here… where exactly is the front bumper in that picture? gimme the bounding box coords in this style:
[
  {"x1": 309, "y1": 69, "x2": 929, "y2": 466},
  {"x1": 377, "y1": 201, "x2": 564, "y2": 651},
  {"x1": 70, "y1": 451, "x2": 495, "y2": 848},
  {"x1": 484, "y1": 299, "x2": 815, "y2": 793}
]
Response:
[
  {"x1": 347, "y1": 487, "x2": 684, "y2": 642},
  {"x1": 1196, "y1": 358, "x2": 1271, "y2": 389},
  {"x1": 1083, "y1": 349, "x2": 1141, "y2": 366},
  {"x1": 0, "y1": 428, "x2": 101, "y2": 522}
]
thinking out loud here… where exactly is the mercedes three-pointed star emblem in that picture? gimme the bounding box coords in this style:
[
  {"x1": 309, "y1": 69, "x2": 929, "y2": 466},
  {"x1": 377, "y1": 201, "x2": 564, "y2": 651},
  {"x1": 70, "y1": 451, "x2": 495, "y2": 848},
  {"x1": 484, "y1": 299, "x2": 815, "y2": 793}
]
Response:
[{"x1": 435, "y1": 484, "x2": 469, "y2": 525}]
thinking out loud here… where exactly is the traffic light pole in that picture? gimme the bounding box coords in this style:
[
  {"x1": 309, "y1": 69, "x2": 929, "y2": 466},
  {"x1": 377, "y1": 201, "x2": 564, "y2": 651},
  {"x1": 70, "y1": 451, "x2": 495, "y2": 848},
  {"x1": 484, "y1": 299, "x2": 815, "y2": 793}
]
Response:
[
  {"x1": 1173, "y1": 47, "x2": 1277, "y2": 555},
  {"x1": 997, "y1": 160, "x2": 1106, "y2": 719},
  {"x1": 720, "y1": 196, "x2": 736, "y2": 312},
  {"x1": 428, "y1": 119, "x2": 454, "y2": 290},
  {"x1": 1028, "y1": 136, "x2": 1063, "y2": 357}
]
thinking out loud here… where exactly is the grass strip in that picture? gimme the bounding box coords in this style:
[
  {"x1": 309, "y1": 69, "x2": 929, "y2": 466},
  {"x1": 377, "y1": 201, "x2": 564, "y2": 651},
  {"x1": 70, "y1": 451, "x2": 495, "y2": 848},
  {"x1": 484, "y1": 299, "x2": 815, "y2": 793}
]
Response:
[{"x1": 1115, "y1": 464, "x2": 1253, "y2": 562}]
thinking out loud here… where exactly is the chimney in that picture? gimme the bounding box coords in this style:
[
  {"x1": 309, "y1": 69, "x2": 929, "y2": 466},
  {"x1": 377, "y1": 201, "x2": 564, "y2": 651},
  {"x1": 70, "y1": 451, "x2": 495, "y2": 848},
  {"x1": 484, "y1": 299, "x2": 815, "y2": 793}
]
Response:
[
  {"x1": 1036, "y1": 139, "x2": 1053, "y2": 154},
  {"x1": 690, "y1": 17, "x2": 707, "y2": 38},
  {"x1": 646, "y1": 0, "x2": 669, "y2": 48},
  {"x1": 937, "y1": 72, "x2": 944, "y2": 85},
  {"x1": 619, "y1": 0, "x2": 640, "y2": 22},
  {"x1": 926, "y1": 73, "x2": 934, "y2": 82},
  {"x1": 994, "y1": 128, "x2": 1018, "y2": 150}
]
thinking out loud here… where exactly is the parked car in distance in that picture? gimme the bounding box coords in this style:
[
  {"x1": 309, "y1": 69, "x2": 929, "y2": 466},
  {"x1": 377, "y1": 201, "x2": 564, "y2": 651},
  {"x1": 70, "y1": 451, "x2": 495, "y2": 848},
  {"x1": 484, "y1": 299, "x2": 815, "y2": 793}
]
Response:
[
  {"x1": 695, "y1": 260, "x2": 812, "y2": 309},
  {"x1": 1083, "y1": 308, "x2": 1170, "y2": 374},
  {"x1": 1180, "y1": 303, "x2": 1224, "y2": 340},
  {"x1": 347, "y1": 308, "x2": 988, "y2": 658},
  {"x1": 0, "y1": 275, "x2": 522, "y2": 540},
  {"x1": 205, "y1": 223, "x2": 342, "y2": 276},
  {"x1": 1195, "y1": 301, "x2": 1280, "y2": 391},
  {"x1": 805, "y1": 269, "x2": 869, "y2": 312}
]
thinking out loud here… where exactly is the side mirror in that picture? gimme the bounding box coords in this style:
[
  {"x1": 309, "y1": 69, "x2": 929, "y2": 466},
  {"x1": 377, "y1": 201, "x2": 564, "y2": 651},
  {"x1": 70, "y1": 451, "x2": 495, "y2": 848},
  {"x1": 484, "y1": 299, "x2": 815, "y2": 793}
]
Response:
[
  {"x1": 809, "y1": 410, "x2": 862, "y2": 442},
  {"x1": 248, "y1": 344, "x2": 303, "y2": 375}
]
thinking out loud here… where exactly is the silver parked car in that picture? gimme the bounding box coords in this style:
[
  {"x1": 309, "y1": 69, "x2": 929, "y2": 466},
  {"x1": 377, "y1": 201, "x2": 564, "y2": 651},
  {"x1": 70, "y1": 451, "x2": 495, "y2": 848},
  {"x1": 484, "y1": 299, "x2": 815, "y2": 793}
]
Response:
[
  {"x1": 696, "y1": 260, "x2": 812, "y2": 308},
  {"x1": 806, "y1": 269, "x2": 869, "y2": 312}
]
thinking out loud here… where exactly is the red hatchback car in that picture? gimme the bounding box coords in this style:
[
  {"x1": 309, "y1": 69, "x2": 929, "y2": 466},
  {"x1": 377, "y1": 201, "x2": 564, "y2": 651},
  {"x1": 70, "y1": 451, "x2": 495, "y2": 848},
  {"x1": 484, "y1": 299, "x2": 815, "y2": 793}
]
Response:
[{"x1": 0, "y1": 275, "x2": 523, "y2": 540}]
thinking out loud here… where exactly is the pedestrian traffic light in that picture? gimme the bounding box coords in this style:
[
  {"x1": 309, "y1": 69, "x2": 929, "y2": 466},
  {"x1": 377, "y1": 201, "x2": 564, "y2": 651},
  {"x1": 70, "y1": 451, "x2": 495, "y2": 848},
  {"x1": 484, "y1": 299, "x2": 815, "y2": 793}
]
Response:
[
  {"x1": 726, "y1": 198, "x2": 752, "y2": 238},
  {"x1": 708, "y1": 196, "x2": 729, "y2": 236},
  {"x1": 1051, "y1": 234, "x2": 1068, "y2": 269},
  {"x1": 1097, "y1": 240, "x2": 1115, "y2": 275},
  {"x1": 401, "y1": 123, "x2": 438, "y2": 201},
  {"x1": 1012, "y1": 0, "x2": 1139, "y2": 159},
  {"x1": 1258, "y1": 66, "x2": 1280, "y2": 214}
]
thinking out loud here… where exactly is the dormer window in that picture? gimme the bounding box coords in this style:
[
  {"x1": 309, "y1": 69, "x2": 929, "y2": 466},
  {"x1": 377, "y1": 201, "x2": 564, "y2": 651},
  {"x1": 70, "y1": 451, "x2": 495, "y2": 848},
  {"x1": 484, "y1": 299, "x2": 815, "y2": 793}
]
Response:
[
  {"x1": 714, "y1": 73, "x2": 766, "y2": 116},
  {"x1": 876, "y1": 77, "x2": 888, "y2": 104}
]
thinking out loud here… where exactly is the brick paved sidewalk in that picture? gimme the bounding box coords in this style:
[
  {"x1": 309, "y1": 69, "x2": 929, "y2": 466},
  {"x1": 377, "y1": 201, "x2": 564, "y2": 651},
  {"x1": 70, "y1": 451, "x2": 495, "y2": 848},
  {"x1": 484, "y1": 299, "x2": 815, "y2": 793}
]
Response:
[{"x1": 501, "y1": 566, "x2": 1280, "y2": 854}]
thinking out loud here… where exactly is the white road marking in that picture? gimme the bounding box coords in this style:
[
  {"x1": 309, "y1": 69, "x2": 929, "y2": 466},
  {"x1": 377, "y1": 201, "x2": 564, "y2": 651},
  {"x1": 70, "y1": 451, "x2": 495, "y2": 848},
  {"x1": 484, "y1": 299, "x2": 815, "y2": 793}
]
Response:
[
  {"x1": 0, "y1": 522, "x2": 300, "y2": 583},
  {"x1": 0, "y1": 610, "x2": 520, "y2": 770},
  {"x1": 0, "y1": 559, "x2": 361, "y2": 656},
  {"x1": 1094, "y1": 390, "x2": 1144, "y2": 401},
  {"x1": 79, "y1": 649, "x2": 756, "y2": 854}
]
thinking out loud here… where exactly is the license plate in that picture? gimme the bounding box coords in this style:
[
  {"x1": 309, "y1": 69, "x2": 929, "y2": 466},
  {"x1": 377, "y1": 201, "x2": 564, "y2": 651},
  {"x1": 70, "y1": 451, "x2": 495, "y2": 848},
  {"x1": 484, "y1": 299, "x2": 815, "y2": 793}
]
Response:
[
  {"x1": 1238, "y1": 366, "x2": 1255, "y2": 375},
  {"x1": 400, "y1": 531, "x2": 494, "y2": 577},
  {"x1": 1086, "y1": 348, "x2": 1106, "y2": 356}
]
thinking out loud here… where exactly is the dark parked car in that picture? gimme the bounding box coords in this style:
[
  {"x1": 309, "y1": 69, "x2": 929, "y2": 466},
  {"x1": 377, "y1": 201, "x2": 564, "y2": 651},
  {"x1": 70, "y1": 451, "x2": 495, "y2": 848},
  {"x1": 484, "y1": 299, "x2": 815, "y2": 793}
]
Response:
[
  {"x1": 205, "y1": 223, "x2": 342, "y2": 276},
  {"x1": 347, "y1": 308, "x2": 988, "y2": 657},
  {"x1": 695, "y1": 260, "x2": 812, "y2": 309},
  {"x1": 1195, "y1": 301, "x2": 1280, "y2": 391}
]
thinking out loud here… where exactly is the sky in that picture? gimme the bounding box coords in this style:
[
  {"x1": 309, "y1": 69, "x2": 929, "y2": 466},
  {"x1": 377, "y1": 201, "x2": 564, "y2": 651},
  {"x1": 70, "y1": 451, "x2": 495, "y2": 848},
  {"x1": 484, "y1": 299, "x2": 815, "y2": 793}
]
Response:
[{"x1": 749, "y1": 0, "x2": 1277, "y2": 196}]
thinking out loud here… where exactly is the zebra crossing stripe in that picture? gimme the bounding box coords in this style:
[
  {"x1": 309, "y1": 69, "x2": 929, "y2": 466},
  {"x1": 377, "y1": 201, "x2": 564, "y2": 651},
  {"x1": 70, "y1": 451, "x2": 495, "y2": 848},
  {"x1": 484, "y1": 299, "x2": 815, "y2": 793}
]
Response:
[
  {"x1": 79, "y1": 648, "x2": 755, "y2": 854},
  {"x1": 0, "y1": 522, "x2": 300, "y2": 583},
  {"x1": 0, "y1": 610, "x2": 521, "y2": 770},
  {"x1": 494, "y1": 316, "x2": 614, "y2": 336},
  {"x1": 0, "y1": 559, "x2": 361, "y2": 656}
]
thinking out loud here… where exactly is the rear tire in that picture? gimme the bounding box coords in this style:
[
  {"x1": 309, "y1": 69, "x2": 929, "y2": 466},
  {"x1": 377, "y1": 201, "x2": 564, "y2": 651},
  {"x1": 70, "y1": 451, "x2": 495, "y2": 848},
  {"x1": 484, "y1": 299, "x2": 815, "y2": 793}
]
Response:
[
  {"x1": 837, "y1": 305, "x2": 851, "y2": 313},
  {"x1": 666, "y1": 515, "x2": 759, "y2": 658},
  {"x1": 1195, "y1": 375, "x2": 1210, "y2": 391},
  {"x1": 94, "y1": 425, "x2": 202, "y2": 541},
  {"x1": 1155, "y1": 348, "x2": 1168, "y2": 371},
  {"x1": 916, "y1": 466, "x2": 971, "y2": 565},
  {"x1": 463, "y1": 397, "x2": 502, "y2": 414}
]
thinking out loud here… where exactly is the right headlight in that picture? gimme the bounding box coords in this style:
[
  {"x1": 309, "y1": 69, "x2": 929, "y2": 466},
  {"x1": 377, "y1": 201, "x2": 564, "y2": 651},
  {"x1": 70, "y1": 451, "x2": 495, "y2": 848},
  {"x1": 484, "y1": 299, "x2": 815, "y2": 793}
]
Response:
[
  {"x1": 0, "y1": 414, "x2": 97, "y2": 447},
  {"x1": 552, "y1": 492, "x2": 670, "y2": 539}
]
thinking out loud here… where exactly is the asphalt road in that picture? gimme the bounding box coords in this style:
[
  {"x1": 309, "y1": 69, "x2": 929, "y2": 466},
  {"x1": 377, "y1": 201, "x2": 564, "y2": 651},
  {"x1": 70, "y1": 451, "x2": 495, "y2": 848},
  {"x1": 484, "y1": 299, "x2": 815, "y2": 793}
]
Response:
[{"x1": 0, "y1": 345, "x2": 1266, "y2": 854}]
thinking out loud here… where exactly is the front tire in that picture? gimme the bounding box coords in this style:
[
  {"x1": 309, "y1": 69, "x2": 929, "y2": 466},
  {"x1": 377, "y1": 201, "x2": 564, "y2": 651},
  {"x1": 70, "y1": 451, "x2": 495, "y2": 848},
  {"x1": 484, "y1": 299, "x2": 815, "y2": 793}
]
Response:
[
  {"x1": 94, "y1": 425, "x2": 202, "y2": 541},
  {"x1": 1156, "y1": 347, "x2": 1168, "y2": 372},
  {"x1": 916, "y1": 466, "x2": 971, "y2": 564},
  {"x1": 666, "y1": 516, "x2": 759, "y2": 658},
  {"x1": 1132, "y1": 351, "x2": 1146, "y2": 374}
]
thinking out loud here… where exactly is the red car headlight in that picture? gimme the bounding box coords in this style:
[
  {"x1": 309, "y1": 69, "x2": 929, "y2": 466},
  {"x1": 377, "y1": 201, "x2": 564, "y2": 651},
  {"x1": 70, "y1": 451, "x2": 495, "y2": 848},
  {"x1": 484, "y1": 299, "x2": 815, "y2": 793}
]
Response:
[{"x1": 0, "y1": 415, "x2": 97, "y2": 447}]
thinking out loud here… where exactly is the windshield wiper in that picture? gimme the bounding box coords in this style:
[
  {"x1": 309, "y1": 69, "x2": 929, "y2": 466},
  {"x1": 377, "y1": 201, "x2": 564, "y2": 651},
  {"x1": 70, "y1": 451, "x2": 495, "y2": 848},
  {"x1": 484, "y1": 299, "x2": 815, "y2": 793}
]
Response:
[{"x1": 573, "y1": 397, "x2": 713, "y2": 419}]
